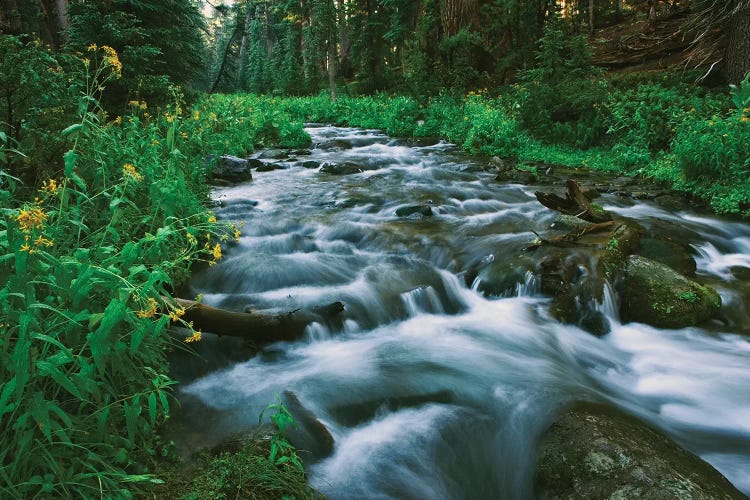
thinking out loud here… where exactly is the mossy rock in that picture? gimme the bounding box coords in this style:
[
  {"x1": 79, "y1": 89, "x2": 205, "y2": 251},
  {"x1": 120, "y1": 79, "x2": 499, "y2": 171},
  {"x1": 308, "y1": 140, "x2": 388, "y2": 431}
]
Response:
[
  {"x1": 536, "y1": 402, "x2": 746, "y2": 500},
  {"x1": 638, "y1": 238, "x2": 697, "y2": 276},
  {"x1": 621, "y1": 255, "x2": 721, "y2": 328}
]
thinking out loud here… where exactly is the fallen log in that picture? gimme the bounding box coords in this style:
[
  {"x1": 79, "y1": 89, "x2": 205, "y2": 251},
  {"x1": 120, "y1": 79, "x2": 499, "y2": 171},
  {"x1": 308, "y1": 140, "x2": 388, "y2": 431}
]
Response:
[
  {"x1": 167, "y1": 297, "x2": 345, "y2": 343},
  {"x1": 535, "y1": 180, "x2": 612, "y2": 223}
]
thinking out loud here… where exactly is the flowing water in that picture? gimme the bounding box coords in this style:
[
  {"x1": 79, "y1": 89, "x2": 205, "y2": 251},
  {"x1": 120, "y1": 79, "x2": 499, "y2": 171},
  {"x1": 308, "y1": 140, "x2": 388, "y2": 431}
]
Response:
[{"x1": 172, "y1": 126, "x2": 750, "y2": 498}]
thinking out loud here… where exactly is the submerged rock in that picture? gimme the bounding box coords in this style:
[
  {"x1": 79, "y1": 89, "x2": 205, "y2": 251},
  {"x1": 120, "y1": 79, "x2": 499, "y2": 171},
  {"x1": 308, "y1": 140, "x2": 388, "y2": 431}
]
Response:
[
  {"x1": 316, "y1": 139, "x2": 353, "y2": 151},
  {"x1": 319, "y1": 161, "x2": 364, "y2": 175},
  {"x1": 257, "y1": 148, "x2": 290, "y2": 160},
  {"x1": 395, "y1": 204, "x2": 433, "y2": 218},
  {"x1": 211, "y1": 155, "x2": 253, "y2": 182},
  {"x1": 255, "y1": 162, "x2": 285, "y2": 172},
  {"x1": 299, "y1": 160, "x2": 321, "y2": 169},
  {"x1": 536, "y1": 402, "x2": 745, "y2": 499},
  {"x1": 620, "y1": 255, "x2": 721, "y2": 328}
]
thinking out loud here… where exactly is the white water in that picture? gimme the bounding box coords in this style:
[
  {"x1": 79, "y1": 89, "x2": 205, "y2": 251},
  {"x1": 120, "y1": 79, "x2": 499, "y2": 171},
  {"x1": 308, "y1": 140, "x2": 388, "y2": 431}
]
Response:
[{"x1": 174, "y1": 126, "x2": 750, "y2": 498}]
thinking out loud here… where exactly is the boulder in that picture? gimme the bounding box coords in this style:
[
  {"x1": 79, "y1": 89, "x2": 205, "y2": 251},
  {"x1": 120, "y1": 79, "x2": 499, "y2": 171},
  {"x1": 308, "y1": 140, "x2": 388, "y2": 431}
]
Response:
[
  {"x1": 299, "y1": 160, "x2": 321, "y2": 169},
  {"x1": 550, "y1": 215, "x2": 594, "y2": 233},
  {"x1": 319, "y1": 162, "x2": 365, "y2": 175},
  {"x1": 620, "y1": 255, "x2": 721, "y2": 328},
  {"x1": 211, "y1": 155, "x2": 253, "y2": 182},
  {"x1": 257, "y1": 148, "x2": 290, "y2": 160},
  {"x1": 255, "y1": 162, "x2": 285, "y2": 172},
  {"x1": 638, "y1": 238, "x2": 697, "y2": 276},
  {"x1": 536, "y1": 402, "x2": 745, "y2": 500},
  {"x1": 654, "y1": 194, "x2": 688, "y2": 211},
  {"x1": 395, "y1": 204, "x2": 433, "y2": 218}
]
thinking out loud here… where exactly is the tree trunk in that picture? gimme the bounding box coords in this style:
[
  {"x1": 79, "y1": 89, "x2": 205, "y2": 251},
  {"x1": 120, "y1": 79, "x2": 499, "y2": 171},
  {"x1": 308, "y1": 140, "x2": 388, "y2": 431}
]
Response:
[
  {"x1": 55, "y1": 0, "x2": 69, "y2": 40},
  {"x1": 327, "y1": 39, "x2": 337, "y2": 99},
  {"x1": 441, "y1": 0, "x2": 481, "y2": 37},
  {"x1": 335, "y1": 0, "x2": 351, "y2": 78},
  {"x1": 236, "y1": 8, "x2": 252, "y2": 89},
  {"x1": 169, "y1": 297, "x2": 345, "y2": 343},
  {"x1": 725, "y1": 4, "x2": 750, "y2": 84},
  {"x1": 589, "y1": 0, "x2": 595, "y2": 33}
]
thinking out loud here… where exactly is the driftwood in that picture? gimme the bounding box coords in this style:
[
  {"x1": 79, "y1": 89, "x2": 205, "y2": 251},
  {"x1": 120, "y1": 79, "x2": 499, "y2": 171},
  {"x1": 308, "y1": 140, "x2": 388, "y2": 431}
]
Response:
[
  {"x1": 535, "y1": 180, "x2": 612, "y2": 223},
  {"x1": 167, "y1": 297, "x2": 344, "y2": 343}
]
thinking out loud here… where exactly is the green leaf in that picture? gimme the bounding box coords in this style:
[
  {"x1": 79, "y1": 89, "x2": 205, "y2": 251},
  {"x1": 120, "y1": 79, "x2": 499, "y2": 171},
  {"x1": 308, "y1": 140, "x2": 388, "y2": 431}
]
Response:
[
  {"x1": 0, "y1": 377, "x2": 18, "y2": 419},
  {"x1": 61, "y1": 123, "x2": 83, "y2": 137},
  {"x1": 37, "y1": 360, "x2": 82, "y2": 399}
]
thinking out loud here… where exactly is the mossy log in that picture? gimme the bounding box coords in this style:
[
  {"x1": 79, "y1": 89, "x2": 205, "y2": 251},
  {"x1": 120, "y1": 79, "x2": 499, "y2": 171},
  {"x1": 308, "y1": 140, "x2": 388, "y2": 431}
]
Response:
[{"x1": 168, "y1": 298, "x2": 344, "y2": 342}]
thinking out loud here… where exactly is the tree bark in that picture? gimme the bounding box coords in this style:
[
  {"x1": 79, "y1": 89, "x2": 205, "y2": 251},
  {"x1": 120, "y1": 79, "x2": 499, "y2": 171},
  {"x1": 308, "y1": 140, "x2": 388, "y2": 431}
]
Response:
[
  {"x1": 236, "y1": 7, "x2": 252, "y2": 89},
  {"x1": 589, "y1": 0, "x2": 595, "y2": 33},
  {"x1": 725, "y1": 4, "x2": 750, "y2": 84},
  {"x1": 441, "y1": 0, "x2": 482, "y2": 37},
  {"x1": 168, "y1": 298, "x2": 345, "y2": 343}
]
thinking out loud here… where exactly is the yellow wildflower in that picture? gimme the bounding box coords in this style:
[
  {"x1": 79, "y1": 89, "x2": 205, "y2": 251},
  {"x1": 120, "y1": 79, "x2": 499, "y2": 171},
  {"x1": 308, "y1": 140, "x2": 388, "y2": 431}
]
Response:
[
  {"x1": 180, "y1": 131, "x2": 188, "y2": 139},
  {"x1": 114, "y1": 116, "x2": 122, "y2": 124},
  {"x1": 212, "y1": 243, "x2": 222, "y2": 261},
  {"x1": 101, "y1": 45, "x2": 122, "y2": 77},
  {"x1": 128, "y1": 100, "x2": 140, "y2": 108},
  {"x1": 16, "y1": 206, "x2": 48, "y2": 232},
  {"x1": 87, "y1": 43, "x2": 98, "y2": 52},
  {"x1": 136, "y1": 297, "x2": 159, "y2": 319},
  {"x1": 741, "y1": 116, "x2": 750, "y2": 123},
  {"x1": 20, "y1": 243, "x2": 35, "y2": 254},
  {"x1": 233, "y1": 228, "x2": 241, "y2": 242},
  {"x1": 186, "y1": 232, "x2": 198, "y2": 245},
  {"x1": 208, "y1": 214, "x2": 217, "y2": 223},
  {"x1": 193, "y1": 110, "x2": 200, "y2": 121},
  {"x1": 41, "y1": 178, "x2": 59, "y2": 196},
  {"x1": 122, "y1": 163, "x2": 143, "y2": 182},
  {"x1": 165, "y1": 113, "x2": 175, "y2": 123},
  {"x1": 184, "y1": 330, "x2": 202, "y2": 343},
  {"x1": 33, "y1": 236, "x2": 54, "y2": 248},
  {"x1": 169, "y1": 307, "x2": 186, "y2": 322}
]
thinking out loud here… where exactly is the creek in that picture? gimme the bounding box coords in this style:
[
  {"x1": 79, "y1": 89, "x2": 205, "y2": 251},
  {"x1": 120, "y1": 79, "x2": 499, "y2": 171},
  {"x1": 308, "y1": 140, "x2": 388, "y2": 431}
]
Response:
[{"x1": 170, "y1": 126, "x2": 750, "y2": 498}]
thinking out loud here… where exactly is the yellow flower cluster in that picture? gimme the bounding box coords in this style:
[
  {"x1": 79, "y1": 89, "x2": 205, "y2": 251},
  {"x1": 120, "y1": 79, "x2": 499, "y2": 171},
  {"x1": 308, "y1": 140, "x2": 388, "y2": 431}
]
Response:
[
  {"x1": 185, "y1": 329, "x2": 202, "y2": 343},
  {"x1": 168, "y1": 306, "x2": 186, "y2": 322},
  {"x1": 16, "y1": 204, "x2": 54, "y2": 255},
  {"x1": 101, "y1": 45, "x2": 122, "y2": 77},
  {"x1": 186, "y1": 232, "x2": 198, "y2": 245},
  {"x1": 136, "y1": 297, "x2": 159, "y2": 319},
  {"x1": 16, "y1": 206, "x2": 48, "y2": 232},
  {"x1": 209, "y1": 243, "x2": 222, "y2": 266},
  {"x1": 128, "y1": 100, "x2": 148, "y2": 111},
  {"x1": 122, "y1": 163, "x2": 143, "y2": 182},
  {"x1": 41, "y1": 178, "x2": 59, "y2": 196}
]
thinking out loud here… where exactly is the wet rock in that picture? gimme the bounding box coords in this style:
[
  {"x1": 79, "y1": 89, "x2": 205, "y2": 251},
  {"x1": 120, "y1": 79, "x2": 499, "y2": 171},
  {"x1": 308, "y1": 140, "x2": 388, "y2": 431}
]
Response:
[
  {"x1": 731, "y1": 266, "x2": 750, "y2": 281},
  {"x1": 654, "y1": 194, "x2": 688, "y2": 211},
  {"x1": 550, "y1": 215, "x2": 594, "y2": 233},
  {"x1": 620, "y1": 255, "x2": 721, "y2": 328},
  {"x1": 599, "y1": 223, "x2": 642, "y2": 282},
  {"x1": 536, "y1": 402, "x2": 745, "y2": 500},
  {"x1": 395, "y1": 204, "x2": 433, "y2": 218},
  {"x1": 639, "y1": 238, "x2": 697, "y2": 276},
  {"x1": 316, "y1": 139, "x2": 353, "y2": 151},
  {"x1": 495, "y1": 168, "x2": 537, "y2": 185},
  {"x1": 490, "y1": 156, "x2": 519, "y2": 171},
  {"x1": 211, "y1": 155, "x2": 253, "y2": 182},
  {"x1": 319, "y1": 161, "x2": 364, "y2": 175},
  {"x1": 247, "y1": 158, "x2": 265, "y2": 170},
  {"x1": 282, "y1": 391, "x2": 335, "y2": 463},
  {"x1": 257, "y1": 148, "x2": 290, "y2": 160},
  {"x1": 292, "y1": 148, "x2": 312, "y2": 156},
  {"x1": 255, "y1": 162, "x2": 285, "y2": 172},
  {"x1": 299, "y1": 160, "x2": 321, "y2": 169}
]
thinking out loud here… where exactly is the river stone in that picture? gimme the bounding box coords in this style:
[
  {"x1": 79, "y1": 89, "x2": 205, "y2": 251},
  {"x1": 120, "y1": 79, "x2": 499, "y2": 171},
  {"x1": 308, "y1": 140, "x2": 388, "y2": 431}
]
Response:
[
  {"x1": 550, "y1": 215, "x2": 594, "y2": 233},
  {"x1": 620, "y1": 255, "x2": 721, "y2": 328},
  {"x1": 638, "y1": 238, "x2": 697, "y2": 276},
  {"x1": 654, "y1": 194, "x2": 688, "y2": 211},
  {"x1": 255, "y1": 162, "x2": 285, "y2": 172},
  {"x1": 211, "y1": 155, "x2": 253, "y2": 182},
  {"x1": 495, "y1": 168, "x2": 537, "y2": 185},
  {"x1": 282, "y1": 391, "x2": 334, "y2": 463},
  {"x1": 536, "y1": 402, "x2": 745, "y2": 500},
  {"x1": 299, "y1": 160, "x2": 321, "y2": 169},
  {"x1": 319, "y1": 161, "x2": 364, "y2": 175},
  {"x1": 395, "y1": 204, "x2": 433, "y2": 218},
  {"x1": 257, "y1": 148, "x2": 290, "y2": 160}
]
